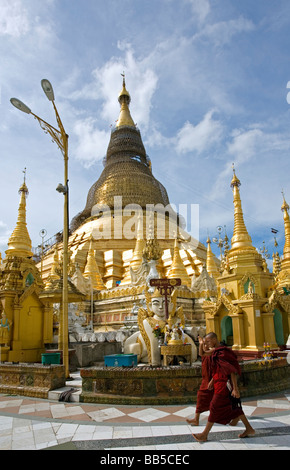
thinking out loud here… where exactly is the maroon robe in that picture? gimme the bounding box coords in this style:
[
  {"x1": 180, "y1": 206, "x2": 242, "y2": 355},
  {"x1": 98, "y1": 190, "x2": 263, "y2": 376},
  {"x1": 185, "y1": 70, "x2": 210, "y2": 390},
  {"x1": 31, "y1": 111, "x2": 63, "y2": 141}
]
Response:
[
  {"x1": 196, "y1": 355, "x2": 214, "y2": 414},
  {"x1": 208, "y1": 346, "x2": 244, "y2": 425}
]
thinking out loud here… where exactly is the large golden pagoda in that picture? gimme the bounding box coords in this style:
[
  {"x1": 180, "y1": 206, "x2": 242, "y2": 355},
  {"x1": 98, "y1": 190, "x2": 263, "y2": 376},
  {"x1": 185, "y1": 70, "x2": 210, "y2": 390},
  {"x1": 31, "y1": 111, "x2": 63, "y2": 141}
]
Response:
[{"x1": 39, "y1": 78, "x2": 211, "y2": 330}]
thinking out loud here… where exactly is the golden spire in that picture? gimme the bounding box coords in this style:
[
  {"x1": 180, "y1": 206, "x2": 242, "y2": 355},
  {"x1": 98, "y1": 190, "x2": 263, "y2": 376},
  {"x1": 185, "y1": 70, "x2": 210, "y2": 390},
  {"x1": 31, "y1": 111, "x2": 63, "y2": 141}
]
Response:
[
  {"x1": 229, "y1": 165, "x2": 254, "y2": 253},
  {"x1": 6, "y1": 169, "x2": 33, "y2": 258},
  {"x1": 83, "y1": 239, "x2": 106, "y2": 290},
  {"x1": 116, "y1": 74, "x2": 135, "y2": 128},
  {"x1": 45, "y1": 247, "x2": 60, "y2": 289},
  {"x1": 168, "y1": 238, "x2": 191, "y2": 287},
  {"x1": 206, "y1": 236, "x2": 219, "y2": 279},
  {"x1": 281, "y1": 191, "x2": 290, "y2": 264},
  {"x1": 130, "y1": 212, "x2": 146, "y2": 271}
]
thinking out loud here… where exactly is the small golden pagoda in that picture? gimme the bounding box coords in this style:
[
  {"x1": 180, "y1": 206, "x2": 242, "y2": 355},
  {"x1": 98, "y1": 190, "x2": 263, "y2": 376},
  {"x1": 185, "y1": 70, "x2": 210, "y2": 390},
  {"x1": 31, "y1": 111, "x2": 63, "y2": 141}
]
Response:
[
  {"x1": 275, "y1": 193, "x2": 290, "y2": 294},
  {"x1": 263, "y1": 193, "x2": 290, "y2": 347},
  {"x1": 206, "y1": 236, "x2": 220, "y2": 281},
  {"x1": 202, "y1": 167, "x2": 287, "y2": 357},
  {"x1": 0, "y1": 175, "x2": 53, "y2": 362}
]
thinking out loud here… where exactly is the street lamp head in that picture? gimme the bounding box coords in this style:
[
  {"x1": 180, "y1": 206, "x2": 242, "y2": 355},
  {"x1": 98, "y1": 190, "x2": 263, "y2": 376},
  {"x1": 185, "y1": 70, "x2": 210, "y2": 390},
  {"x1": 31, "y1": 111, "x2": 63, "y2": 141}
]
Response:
[
  {"x1": 41, "y1": 79, "x2": 55, "y2": 102},
  {"x1": 10, "y1": 98, "x2": 31, "y2": 114}
]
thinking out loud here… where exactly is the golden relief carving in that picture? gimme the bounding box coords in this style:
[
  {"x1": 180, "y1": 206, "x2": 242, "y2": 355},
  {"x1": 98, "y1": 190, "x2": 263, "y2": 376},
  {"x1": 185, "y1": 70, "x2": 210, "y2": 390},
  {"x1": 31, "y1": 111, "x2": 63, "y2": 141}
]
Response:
[{"x1": 262, "y1": 290, "x2": 290, "y2": 314}]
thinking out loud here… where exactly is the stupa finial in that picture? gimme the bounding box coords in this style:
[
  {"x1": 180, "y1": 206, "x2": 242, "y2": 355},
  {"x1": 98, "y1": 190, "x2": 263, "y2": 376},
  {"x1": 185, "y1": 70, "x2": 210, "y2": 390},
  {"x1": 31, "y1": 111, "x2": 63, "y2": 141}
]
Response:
[{"x1": 116, "y1": 73, "x2": 135, "y2": 128}]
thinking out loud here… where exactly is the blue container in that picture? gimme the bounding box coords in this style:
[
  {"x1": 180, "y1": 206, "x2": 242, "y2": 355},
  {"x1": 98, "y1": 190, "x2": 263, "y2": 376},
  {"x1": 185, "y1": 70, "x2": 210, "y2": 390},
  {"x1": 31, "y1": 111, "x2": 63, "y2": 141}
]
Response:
[
  {"x1": 41, "y1": 353, "x2": 61, "y2": 365},
  {"x1": 104, "y1": 354, "x2": 137, "y2": 367}
]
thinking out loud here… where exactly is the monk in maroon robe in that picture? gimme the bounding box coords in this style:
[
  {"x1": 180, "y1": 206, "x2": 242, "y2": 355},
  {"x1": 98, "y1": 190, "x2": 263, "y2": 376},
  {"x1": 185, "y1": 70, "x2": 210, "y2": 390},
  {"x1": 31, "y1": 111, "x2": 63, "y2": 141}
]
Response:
[
  {"x1": 186, "y1": 336, "x2": 214, "y2": 425},
  {"x1": 192, "y1": 332, "x2": 255, "y2": 442}
]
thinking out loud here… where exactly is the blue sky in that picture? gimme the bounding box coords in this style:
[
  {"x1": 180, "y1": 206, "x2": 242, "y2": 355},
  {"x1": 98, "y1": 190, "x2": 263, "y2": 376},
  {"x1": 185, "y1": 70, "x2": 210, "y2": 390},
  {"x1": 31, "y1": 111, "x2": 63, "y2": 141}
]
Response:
[{"x1": 1, "y1": 0, "x2": 290, "y2": 264}]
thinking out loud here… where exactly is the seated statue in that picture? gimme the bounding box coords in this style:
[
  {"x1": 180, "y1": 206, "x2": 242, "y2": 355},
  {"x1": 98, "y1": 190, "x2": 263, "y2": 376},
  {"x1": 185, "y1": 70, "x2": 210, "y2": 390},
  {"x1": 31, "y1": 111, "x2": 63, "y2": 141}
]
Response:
[{"x1": 124, "y1": 287, "x2": 197, "y2": 365}]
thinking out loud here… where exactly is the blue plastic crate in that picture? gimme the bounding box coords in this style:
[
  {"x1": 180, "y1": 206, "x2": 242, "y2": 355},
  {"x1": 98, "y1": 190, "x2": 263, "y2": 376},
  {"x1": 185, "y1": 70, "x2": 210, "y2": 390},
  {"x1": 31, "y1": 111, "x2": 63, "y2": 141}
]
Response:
[{"x1": 104, "y1": 354, "x2": 137, "y2": 367}]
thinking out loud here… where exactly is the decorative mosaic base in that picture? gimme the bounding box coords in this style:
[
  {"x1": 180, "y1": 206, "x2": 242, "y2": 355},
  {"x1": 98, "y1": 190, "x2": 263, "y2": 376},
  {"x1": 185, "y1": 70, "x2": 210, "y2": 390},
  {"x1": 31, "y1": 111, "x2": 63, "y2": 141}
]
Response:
[
  {"x1": 80, "y1": 358, "x2": 290, "y2": 405},
  {"x1": 0, "y1": 363, "x2": 66, "y2": 399}
]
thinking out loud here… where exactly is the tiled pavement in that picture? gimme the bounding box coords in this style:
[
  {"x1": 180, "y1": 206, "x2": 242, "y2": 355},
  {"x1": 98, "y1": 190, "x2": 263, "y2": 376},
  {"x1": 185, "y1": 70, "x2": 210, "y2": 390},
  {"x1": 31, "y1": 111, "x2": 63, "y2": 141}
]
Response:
[{"x1": 0, "y1": 371, "x2": 289, "y2": 450}]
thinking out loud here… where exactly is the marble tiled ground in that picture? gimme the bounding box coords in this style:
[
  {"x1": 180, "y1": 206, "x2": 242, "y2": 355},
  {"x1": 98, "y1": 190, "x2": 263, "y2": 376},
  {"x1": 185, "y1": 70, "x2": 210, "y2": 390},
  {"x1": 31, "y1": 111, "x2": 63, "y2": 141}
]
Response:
[
  {"x1": 0, "y1": 391, "x2": 289, "y2": 425},
  {"x1": 0, "y1": 372, "x2": 289, "y2": 450}
]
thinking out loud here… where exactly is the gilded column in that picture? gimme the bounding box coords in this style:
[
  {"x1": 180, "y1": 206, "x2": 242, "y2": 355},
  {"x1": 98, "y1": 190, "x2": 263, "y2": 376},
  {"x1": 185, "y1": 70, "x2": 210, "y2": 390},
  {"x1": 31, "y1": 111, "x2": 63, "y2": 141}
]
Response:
[{"x1": 231, "y1": 313, "x2": 245, "y2": 349}]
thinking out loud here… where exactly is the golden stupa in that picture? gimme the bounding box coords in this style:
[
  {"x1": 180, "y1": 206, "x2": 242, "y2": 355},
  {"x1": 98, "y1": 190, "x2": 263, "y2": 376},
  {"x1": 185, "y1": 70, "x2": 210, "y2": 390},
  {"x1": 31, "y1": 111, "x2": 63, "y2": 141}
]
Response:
[
  {"x1": 39, "y1": 77, "x2": 212, "y2": 330},
  {"x1": 2, "y1": 79, "x2": 289, "y2": 362},
  {"x1": 0, "y1": 175, "x2": 54, "y2": 362},
  {"x1": 203, "y1": 168, "x2": 290, "y2": 357}
]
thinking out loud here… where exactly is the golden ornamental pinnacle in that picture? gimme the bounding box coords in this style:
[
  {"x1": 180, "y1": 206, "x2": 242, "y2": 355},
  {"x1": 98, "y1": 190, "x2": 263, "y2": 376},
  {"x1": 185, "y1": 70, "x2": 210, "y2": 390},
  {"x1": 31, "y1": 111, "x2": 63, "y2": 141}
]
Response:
[
  {"x1": 206, "y1": 237, "x2": 219, "y2": 280},
  {"x1": 6, "y1": 173, "x2": 33, "y2": 258},
  {"x1": 168, "y1": 238, "x2": 191, "y2": 287},
  {"x1": 281, "y1": 191, "x2": 290, "y2": 263},
  {"x1": 83, "y1": 239, "x2": 106, "y2": 290},
  {"x1": 116, "y1": 73, "x2": 135, "y2": 128},
  {"x1": 230, "y1": 163, "x2": 241, "y2": 188},
  {"x1": 143, "y1": 238, "x2": 162, "y2": 261},
  {"x1": 229, "y1": 166, "x2": 254, "y2": 253}
]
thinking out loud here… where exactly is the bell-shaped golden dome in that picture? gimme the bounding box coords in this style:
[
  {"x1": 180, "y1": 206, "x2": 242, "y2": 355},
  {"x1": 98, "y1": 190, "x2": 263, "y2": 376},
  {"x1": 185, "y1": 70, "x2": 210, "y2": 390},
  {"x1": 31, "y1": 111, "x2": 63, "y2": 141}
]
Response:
[{"x1": 71, "y1": 77, "x2": 170, "y2": 231}]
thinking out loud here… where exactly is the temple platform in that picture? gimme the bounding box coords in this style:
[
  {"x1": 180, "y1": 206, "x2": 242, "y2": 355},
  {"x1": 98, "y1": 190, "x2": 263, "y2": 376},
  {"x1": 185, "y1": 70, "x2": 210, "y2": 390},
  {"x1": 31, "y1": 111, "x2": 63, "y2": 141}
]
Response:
[{"x1": 80, "y1": 357, "x2": 290, "y2": 405}]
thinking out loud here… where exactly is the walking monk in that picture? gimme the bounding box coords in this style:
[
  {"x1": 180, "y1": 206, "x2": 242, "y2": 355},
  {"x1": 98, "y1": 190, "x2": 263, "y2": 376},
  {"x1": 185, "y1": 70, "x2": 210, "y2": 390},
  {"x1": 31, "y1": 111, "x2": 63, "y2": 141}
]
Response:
[
  {"x1": 186, "y1": 336, "x2": 214, "y2": 425},
  {"x1": 192, "y1": 332, "x2": 255, "y2": 442}
]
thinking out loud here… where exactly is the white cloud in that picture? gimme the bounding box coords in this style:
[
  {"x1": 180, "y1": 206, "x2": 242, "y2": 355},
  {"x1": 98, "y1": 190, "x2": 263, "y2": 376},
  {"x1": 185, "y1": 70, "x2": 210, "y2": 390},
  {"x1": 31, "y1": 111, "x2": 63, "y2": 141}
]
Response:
[
  {"x1": 73, "y1": 118, "x2": 110, "y2": 167},
  {"x1": 227, "y1": 126, "x2": 290, "y2": 166},
  {"x1": 0, "y1": 220, "x2": 11, "y2": 255},
  {"x1": 70, "y1": 44, "x2": 159, "y2": 166},
  {"x1": 209, "y1": 122, "x2": 290, "y2": 212},
  {"x1": 175, "y1": 110, "x2": 224, "y2": 154},
  {"x1": 78, "y1": 44, "x2": 159, "y2": 130},
  {"x1": 0, "y1": 0, "x2": 29, "y2": 37},
  {"x1": 196, "y1": 15, "x2": 255, "y2": 46},
  {"x1": 186, "y1": 0, "x2": 211, "y2": 24}
]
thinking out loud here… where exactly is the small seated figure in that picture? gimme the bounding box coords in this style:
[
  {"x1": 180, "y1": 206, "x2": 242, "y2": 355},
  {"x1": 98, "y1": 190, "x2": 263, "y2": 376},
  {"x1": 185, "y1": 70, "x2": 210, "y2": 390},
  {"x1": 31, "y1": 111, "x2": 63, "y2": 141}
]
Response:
[
  {"x1": 124, "y1": 287, "x2": 197, "y2": 365},
  {"x1": 167, "y1": 323, "x2": 184, "y2": 345},
  {"x1": 0, "y1": 311, "x2": 12, "y2": 347}
]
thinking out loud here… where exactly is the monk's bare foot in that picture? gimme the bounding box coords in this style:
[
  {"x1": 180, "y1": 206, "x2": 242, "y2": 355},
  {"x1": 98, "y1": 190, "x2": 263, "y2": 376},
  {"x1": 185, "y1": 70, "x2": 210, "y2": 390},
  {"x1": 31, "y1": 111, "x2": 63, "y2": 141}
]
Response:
[
  {"x1": 238, "y1": 428, "x2": 255, "y2": 438},
  {"x1": 186, "y1": 418, "x2": 199, "y2": 426},
  {"x1": 192, "y1": 433, "x2": 207, "y2": 442},
  {"x1": 229, "y1": 417, "x2": 240, "y2": 426}
]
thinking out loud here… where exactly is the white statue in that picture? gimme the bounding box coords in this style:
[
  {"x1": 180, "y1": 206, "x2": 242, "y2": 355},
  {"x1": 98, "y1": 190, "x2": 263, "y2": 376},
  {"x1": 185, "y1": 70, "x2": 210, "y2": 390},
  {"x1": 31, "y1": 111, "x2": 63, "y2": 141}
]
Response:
[{"x1": 124, "y1": 287, "x2": 197, "y2": 365}]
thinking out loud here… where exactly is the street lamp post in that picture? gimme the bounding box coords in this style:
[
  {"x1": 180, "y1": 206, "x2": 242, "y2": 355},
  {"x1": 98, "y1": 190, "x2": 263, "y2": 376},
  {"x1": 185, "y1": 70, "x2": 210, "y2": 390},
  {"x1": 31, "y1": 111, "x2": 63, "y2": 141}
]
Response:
[{"x1": 10, "y1": 80, "x2": 70, "y2": 378}]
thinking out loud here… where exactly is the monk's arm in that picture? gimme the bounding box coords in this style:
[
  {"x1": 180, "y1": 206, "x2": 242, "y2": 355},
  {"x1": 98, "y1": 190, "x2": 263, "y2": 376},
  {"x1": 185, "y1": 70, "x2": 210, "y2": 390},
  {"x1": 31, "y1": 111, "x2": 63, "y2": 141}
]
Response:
[{"x1": 230, "y1": 372, "x2": 240, "y2": 398}]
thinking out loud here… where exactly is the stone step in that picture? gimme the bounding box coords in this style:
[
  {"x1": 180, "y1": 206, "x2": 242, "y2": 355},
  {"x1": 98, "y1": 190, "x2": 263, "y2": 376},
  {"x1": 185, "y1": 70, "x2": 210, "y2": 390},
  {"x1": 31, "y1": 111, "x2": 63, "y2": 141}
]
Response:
[
  {"x1": 48, "y1": 386, "x2": 81, "y2": 402},
  {"x1": 48, "y1": 370, "x2": 82, "y2": 402}
]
